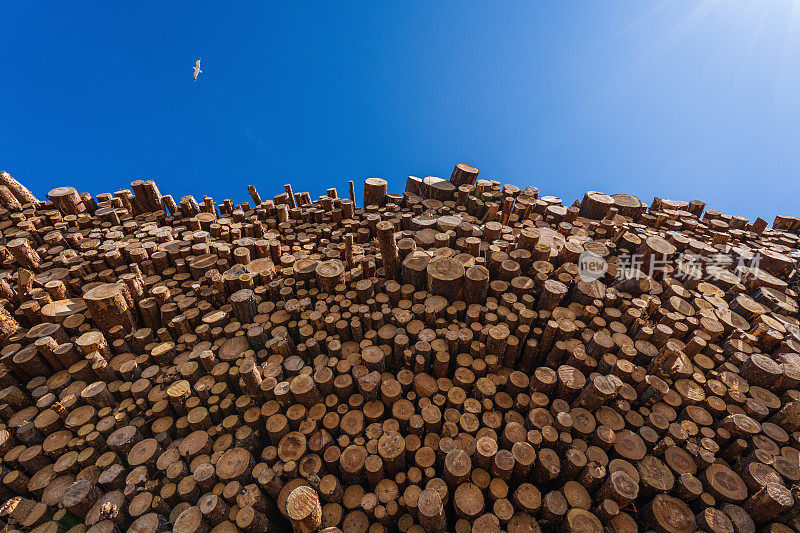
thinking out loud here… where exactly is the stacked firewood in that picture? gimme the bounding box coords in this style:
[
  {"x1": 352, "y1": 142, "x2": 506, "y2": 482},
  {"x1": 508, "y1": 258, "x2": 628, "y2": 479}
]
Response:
[{"x1": 0, "y1": 165, "x2": 798, "y2": 533}]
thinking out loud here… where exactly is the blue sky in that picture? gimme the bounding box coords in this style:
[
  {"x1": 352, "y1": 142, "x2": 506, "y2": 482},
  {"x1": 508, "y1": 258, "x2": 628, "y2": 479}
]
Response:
[{"x1": 2, "y1": 1, "x2": 799, "y2": 222}]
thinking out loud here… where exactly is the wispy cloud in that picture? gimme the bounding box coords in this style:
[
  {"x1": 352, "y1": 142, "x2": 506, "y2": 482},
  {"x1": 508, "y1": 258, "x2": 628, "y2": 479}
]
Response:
[{"x1": 242, "y1": 122, "x2": 266, "y2": 148}]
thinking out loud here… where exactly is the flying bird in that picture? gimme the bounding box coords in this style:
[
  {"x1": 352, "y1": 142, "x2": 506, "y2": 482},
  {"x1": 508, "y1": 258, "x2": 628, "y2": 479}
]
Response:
[{"x1": 193, "y1": 59, "x2": 202, "y2": 81}]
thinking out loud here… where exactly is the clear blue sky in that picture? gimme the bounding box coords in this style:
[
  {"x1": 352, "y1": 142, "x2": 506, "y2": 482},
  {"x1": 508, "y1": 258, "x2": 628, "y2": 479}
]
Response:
[{"x1": 3, "y1": 1, "x2": 799, "y2": 222}]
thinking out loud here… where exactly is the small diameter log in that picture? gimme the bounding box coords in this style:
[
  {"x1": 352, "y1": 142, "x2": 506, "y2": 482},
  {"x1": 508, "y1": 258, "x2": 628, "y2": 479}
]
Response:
[
  {"x1": 1, "y1": 171, "x2": 39, "y2": 204},
  {"x1": 240, "y1": 359, "x2": 263, "y2": 397},
  {"x1": 198, "y1": 493, "x2": 229, "y2": 525},
  {"x1": 376, "y1": 221, "x2": 400, "y2": 281},
  {"x1": 286, "y1": 485, "x2": 323, "y2": 533},
  {"x1": 464, "y1": 266, "x2": 489, "y2": 305},
  {"x1": 377, "y1": 431, "x2": 405, "y2": 476},
  {"x1": 3, "y1": 470, "x2": 30, "y2": 494}
]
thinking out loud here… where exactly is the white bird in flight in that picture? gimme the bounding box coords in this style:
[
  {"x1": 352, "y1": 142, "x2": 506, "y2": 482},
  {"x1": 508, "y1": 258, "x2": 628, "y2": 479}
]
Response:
[{"x1": 193, "y1": 59, "x2": 202, "y2": 81}]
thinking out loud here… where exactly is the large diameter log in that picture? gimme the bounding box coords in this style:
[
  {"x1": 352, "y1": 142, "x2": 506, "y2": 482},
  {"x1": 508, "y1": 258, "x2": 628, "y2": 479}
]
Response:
[
  {"x1": 216, "y1": 447, "x2": 254, "y2": 484},
  {"x1": 315, "y1": 260, "x2": 346, "y2": 294},
  {"x1": 236, "y1": 506, "x2": 270, "y2": 532},
  {"x1": 130, "y1": 513, "x2": 170, "y2": 532},
  {"x1": 572, "y1": 374, "x2": 615, "y2": 410},
  {"x1": 173, "y1": 506, "x2": 209, "y2": 533},
  {"x1": 0, "y1": 184, "x2": 22, "y2": 209},
  {"x1": 12, "y1": 344, "x2": 52, "y2": 376},
  {"x1": 417, "y1": 488, "x2": 446, "y2": 532},
  {"x1": 426, "y1": 256, "x2": 464, "y2": 300},
  {"x1": 363, "y1": 178, "x2": 388, "y2": 207},
  {"x1": 449, "y1": 163, "x2": 479, "y2": 187},
  {"x1": 286, "y1": 485, "x2": 322, "y2": 533},
  {"x1": 720, "y1": 504, "x2": 755, "y2": 533},
  {"x1": 425, "y1": 177, "x2": 456, "y2": 201},
  {"x1": 744, "y1": 483, "x2": 794, "y2": 524},
  {"x1": 62, "y1": 480, "x2": 100, "y2": 518},
  {"x1": 377, "y1": 431, "x2": 405, "y2": 476},
  {"x1": 402, "y1": 250, "x2": 431, "y2": 288},
  {"x1": 1, "y1": 171, "x2": 39, "y2": 205},
  {"x1": 453, "y1": 483, "x2": 484, "y2": 520},
  {"x1": 561, "y1": 509, "x2": 602, "y2": 533},
  {"x1": 537, "y1": 279, "x2": 568, "y2": 311},
  {"x1": 85, "y1": 490, "x2": 127, "y2": 526},
  {"x1": 444, "y1": 449, "x2": 471, "y2": 487},
  {"x1": 48, "y1": 186, "x2": 84, "y2": 215},
  {"x1": 643, "y1": 494, "x2": 696, "y2": 533},
  {"x1": 83, "y1": 283, "x2": 137, "y2": 335},
  {"x1": 579, "y1": 192, "x2": 614, "y2": 220},
  {"x1": 612, "y1": 193, "x2": 643, "y2": 218},
  {"x1": 7, "y1": 238, "x2": 41, "y2": 270},
  {"x1": 229, "y1": 289, "x2": 257, "y2": 324},
  {"x1": 702, "y1": 463, "x2": 748, "y2": 504},
  {"x1": 597, "y1": 471, "x2": 638, "y2": 508}
]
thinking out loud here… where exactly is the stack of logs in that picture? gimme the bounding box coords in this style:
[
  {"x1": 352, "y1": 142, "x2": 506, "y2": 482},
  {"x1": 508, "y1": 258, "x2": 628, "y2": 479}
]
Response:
[{"x1": 0, "y1": 166, "x2": 798, "y2": 533}]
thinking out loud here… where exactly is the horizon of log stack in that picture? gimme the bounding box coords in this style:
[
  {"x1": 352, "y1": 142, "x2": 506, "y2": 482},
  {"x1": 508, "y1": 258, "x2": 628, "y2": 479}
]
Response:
[{"x1": 0, "y1": 164, "x2": 797, "y2": 533}]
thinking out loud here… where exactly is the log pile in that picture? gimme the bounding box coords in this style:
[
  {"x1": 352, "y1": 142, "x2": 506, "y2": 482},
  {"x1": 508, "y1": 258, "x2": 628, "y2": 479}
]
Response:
[{"x1": 0, "y1": 167, "x2": 798, "y2": 533}]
